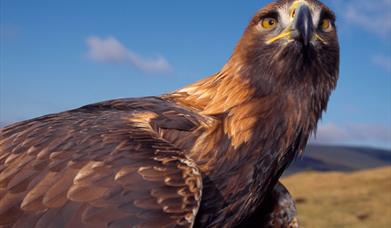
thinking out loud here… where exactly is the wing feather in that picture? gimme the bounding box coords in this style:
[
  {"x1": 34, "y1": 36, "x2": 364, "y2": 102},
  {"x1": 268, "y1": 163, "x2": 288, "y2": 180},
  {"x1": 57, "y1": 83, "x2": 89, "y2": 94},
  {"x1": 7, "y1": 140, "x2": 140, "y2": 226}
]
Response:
[{"x1": 0, "y1": 100, "x2": 202, "y2": 227}]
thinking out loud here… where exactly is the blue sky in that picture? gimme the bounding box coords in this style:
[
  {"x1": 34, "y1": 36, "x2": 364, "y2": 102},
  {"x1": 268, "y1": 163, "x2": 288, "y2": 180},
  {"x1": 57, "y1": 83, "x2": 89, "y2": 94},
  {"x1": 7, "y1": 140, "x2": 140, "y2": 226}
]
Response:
[{"x1": 1, "y1": 0, "x2": 390, "y2": 149}]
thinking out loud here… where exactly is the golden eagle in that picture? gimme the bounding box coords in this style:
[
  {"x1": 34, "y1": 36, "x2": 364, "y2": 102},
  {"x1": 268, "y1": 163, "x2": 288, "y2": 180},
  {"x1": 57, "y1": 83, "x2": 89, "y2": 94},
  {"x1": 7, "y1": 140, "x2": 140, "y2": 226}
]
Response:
[{"x1": 0, "y1": 0, "x2": 339, "y2": 227}]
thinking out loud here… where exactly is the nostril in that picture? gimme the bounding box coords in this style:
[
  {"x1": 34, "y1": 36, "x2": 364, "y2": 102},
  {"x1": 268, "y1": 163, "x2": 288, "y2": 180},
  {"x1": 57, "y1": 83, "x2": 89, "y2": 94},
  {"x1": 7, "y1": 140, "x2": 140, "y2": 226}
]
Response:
[{"x1": 291, "y1": 9, "x2": 296, "y2": 18}]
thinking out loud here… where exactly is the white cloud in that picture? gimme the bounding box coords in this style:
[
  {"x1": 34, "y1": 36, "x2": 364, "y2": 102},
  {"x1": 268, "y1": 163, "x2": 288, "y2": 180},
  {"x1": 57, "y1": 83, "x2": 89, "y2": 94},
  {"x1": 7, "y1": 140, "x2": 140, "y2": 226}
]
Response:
[
  {"x1": 86, "y1": 36, "x2": 171, "y2": 73},
  {"x1": 372, "y1": 55, "x2": 391, "y2": 72},
  {"x1": 330, "y1": 0, "x2": 391, "y2": 38},
  {"x1": 311, "y1": 122, "x2": 391, "y2": 147},
  {"x1": 327, "y1": 0, "x2": 391, "y2": 73}
]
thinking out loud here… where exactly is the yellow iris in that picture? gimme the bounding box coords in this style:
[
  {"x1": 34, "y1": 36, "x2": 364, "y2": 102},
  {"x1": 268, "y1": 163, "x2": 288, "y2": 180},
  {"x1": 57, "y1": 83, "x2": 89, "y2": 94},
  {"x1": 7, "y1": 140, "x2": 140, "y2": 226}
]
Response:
[
  {"x1": 321, "y1": 19, "x2": 332, "y2": 32},
  {"x1": 261, "y1": 18, "x2": 278, "y2": 30}
]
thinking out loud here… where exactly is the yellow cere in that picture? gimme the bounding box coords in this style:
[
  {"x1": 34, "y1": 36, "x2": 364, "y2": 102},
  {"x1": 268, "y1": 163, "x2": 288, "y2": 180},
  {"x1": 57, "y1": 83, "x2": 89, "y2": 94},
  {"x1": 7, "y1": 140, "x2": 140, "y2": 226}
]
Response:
[
  {"x1": 266, "y1": 31, "x2": 292, "y2": 44},
  {"x1": 290, "y1": 0, "x2": 312, "y2": 12},
  {"x1": 315, "y1": 34, "x2": 326, "y2": 43},
  {"x1": 289, "y1": 0, "x2": 315, "y2": 19},
  {"x1": 266, "y1": 31, "x2": 326, "y2": 45}
]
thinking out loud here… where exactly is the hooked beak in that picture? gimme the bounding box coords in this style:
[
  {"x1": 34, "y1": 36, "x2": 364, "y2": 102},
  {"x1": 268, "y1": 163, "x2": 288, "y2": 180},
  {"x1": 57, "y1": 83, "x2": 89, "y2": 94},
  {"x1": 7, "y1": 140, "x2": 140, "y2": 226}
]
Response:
[{"x1": 291, "y1": 4, "x2": 314, "y2": 46}]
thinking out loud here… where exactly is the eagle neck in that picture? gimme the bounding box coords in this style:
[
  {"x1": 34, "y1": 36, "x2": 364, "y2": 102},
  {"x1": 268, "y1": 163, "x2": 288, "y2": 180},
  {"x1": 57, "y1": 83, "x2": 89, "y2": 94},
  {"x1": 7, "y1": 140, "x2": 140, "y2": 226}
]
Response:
[
  {"x1": 169, "y1": 63, "x2": 255, "y2": 115},
  {"x1": 165, "y1": 60, "x2": 324, "y2": 226}
]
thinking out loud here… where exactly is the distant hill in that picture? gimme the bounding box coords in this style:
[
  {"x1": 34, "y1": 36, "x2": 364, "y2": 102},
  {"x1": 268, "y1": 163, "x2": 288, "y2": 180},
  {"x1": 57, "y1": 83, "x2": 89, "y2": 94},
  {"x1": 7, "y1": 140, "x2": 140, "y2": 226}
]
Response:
[
  {"x1": 281, "y1": 167, "x2": 391, "y2": 228},
  {"x1": 285, "y1": 145, "x2": 391, "y2": 175}
]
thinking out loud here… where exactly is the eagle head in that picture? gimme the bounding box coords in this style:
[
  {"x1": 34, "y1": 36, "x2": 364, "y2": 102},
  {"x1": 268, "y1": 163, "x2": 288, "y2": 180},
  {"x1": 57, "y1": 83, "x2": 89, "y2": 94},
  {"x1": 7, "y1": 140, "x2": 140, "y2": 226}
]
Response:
[{"x1": 230, "y1": 0, "x2": 339, "y2": 95}]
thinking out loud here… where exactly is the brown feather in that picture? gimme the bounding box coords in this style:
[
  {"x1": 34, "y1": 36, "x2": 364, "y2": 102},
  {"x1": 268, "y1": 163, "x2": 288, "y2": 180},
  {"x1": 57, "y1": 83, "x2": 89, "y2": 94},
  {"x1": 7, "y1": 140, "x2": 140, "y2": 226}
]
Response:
[{"x1": 0, "y1": 0, "x2": 339, "y2": 227}]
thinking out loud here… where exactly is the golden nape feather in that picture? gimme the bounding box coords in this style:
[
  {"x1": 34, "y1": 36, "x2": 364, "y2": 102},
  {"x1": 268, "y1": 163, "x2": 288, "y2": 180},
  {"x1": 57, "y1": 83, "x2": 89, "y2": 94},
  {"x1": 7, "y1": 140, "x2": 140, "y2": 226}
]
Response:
[{"x1": 0, "y1": 0, "x2": 339, "y2": 227}]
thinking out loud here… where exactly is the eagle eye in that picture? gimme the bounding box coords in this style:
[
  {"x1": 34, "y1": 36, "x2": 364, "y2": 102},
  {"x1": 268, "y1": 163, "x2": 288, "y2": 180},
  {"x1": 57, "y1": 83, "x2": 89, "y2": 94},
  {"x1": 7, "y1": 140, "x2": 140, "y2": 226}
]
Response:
[
  {"x1": 261, "y1": 17, "x2": 278, "y2": 30},
  {"x1": 320, "y1": 18, "x2": 333, "y2": 32}
]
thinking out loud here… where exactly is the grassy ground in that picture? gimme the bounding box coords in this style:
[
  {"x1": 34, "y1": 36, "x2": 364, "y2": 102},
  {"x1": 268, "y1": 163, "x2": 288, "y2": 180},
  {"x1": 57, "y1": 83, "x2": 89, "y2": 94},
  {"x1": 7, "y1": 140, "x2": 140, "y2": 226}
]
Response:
[{"x1": 281, "y1": 167, "x2": 391, "y2": 228}]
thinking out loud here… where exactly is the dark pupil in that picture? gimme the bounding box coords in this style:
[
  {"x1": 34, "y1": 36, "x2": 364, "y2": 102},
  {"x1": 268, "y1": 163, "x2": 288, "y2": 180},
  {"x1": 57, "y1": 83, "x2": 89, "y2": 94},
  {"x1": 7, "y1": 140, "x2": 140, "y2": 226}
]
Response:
[{"x1": 269, "y1": 19, "x2": 275, "y2": 25}]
